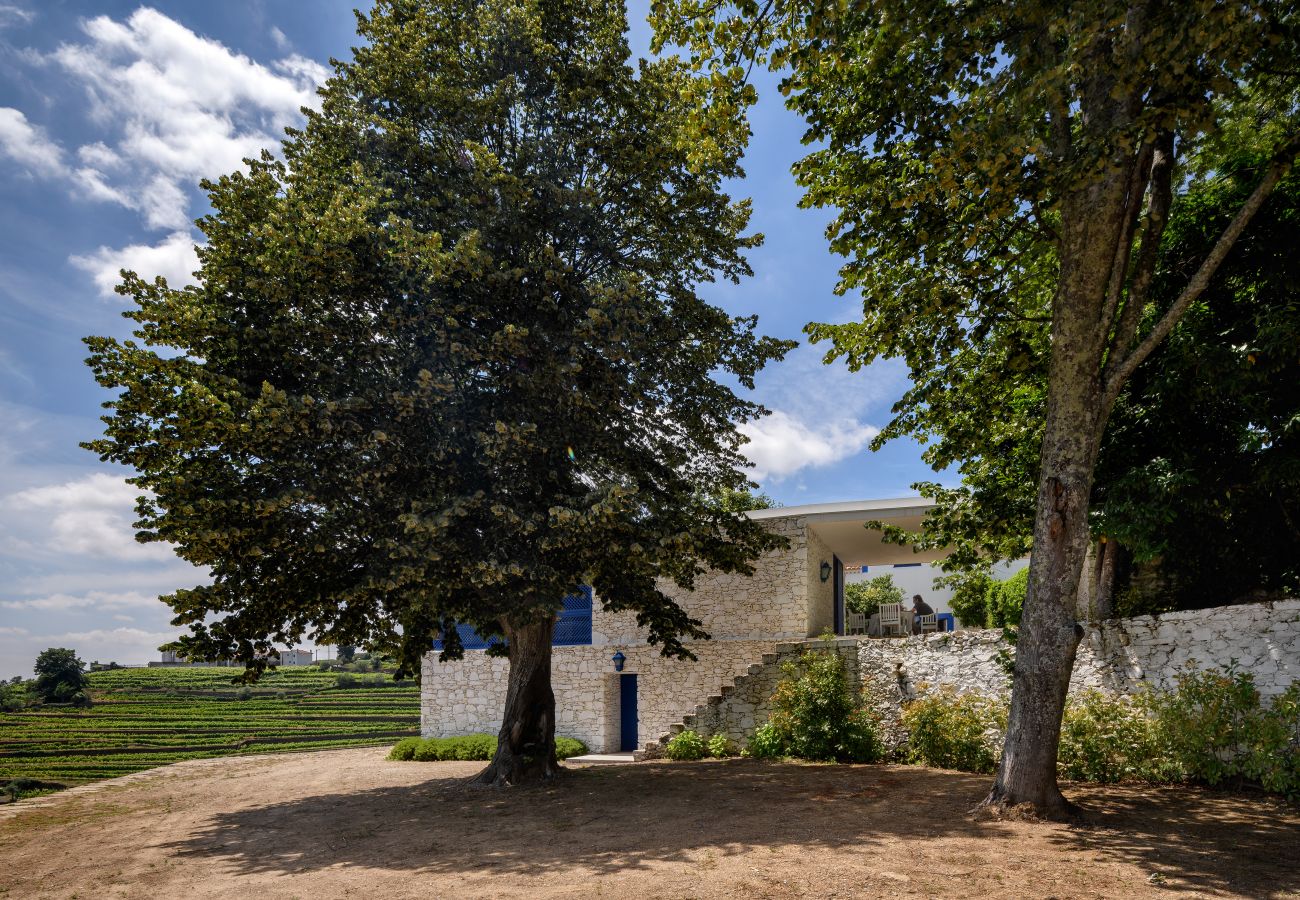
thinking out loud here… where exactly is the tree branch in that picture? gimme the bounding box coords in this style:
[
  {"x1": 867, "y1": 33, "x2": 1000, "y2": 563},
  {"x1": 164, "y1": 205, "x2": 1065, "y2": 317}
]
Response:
[
  {"x1": 1103, "y1": 131, "x2": 1300, "y2": 403},
  {"x1": 1104, "y1": 129, "x2": 1173, "y2": 375},
  {"x1": 1098, "y1": 138, "x2": 1157, "y2": 344}
]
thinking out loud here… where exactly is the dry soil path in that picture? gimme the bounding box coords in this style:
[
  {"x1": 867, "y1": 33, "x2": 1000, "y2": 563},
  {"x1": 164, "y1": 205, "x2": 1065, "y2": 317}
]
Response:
[{"x1": 0, "y1": 748, "x2": 1297, "y2": 899}]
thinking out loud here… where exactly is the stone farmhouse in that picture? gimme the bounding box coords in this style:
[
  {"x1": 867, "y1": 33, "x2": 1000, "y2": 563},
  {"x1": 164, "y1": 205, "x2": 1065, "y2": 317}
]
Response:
[
  {"x1": 420, "y1": 497, "x2": 1300, "y2": 754},
  {"x1": 421, "y1": 498, "x2": 946, "y2": 753}
]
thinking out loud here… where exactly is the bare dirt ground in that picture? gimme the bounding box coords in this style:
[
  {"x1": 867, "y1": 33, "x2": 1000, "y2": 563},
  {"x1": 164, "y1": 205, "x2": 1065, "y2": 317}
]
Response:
[{"x1": 1, "y1": 748, "x2": 1297, "y2": 899}]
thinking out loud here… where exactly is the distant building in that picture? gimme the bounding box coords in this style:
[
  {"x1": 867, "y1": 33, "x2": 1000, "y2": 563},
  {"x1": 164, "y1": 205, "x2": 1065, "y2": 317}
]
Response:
[{"x1": 152, "y1": 647, "x2": 316, "y2": 667}]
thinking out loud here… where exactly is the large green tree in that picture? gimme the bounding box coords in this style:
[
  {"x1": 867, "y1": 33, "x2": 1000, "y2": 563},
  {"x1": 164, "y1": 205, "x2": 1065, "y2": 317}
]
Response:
[
  {"x1": 85, "y1": 0, "x2": 790, "y2": 785},
  {"x1": 884, "y1": 155, "x2": 1300, "y2": 620},
  {"x1": 653, "y1": 0, "x2": 1300, "y2": 813},
  {"x1": 33, "y1": 648, "x2": 89, "y2": 705}
]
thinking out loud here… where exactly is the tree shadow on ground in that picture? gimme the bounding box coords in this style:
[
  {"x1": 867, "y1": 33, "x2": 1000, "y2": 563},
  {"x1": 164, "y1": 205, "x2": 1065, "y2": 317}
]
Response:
[
  {"x1": 162, "y1": 761, "x2": 1003, "y2": 876},
  {"x1": 160, "y1": 760, "x2": 1300, "y2": 897},
  {"x1": 1050, "y1": 780, "x2": 1300, "y2": 897}
]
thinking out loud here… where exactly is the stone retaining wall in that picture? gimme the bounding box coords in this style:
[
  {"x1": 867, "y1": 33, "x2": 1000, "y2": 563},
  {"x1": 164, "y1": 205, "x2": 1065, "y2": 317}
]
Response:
[
  {"x1": 865, "y1": 598, "x2": 1300, "y2": 702},
  {"x1": 662, "y1": 599, "x2": 1299, "y2": 751}
]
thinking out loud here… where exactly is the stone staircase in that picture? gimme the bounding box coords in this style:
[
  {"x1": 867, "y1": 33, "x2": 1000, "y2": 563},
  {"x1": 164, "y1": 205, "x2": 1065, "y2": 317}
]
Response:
[{"x1": 641, "y1": 638, "x2": 860, "y2": 757}]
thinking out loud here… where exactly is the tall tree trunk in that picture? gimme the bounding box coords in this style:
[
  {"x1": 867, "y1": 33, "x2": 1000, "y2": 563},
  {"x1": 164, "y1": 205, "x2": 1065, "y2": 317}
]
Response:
[
  {"x1": 473, "y1": 615, "x2": 559, "y2": 786},
  {"x1": 1094, "y1": 538, "x2": 1122, "y2": 621},
  {"x1": 984, "y1": 403, "x2": 1098, "y2": 816},
  {"x1": 983, "y1": 177, "x2": 1124, "y2": 817}
]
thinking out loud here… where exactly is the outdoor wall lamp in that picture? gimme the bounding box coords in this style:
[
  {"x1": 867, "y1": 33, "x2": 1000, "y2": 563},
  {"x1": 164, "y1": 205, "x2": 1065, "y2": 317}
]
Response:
[
  {"x1": 820, "y1": 560, "x2": 832, "y2": 582},
  {"x1": 611, "y1": 651, "x2": 626, "y2": 672}
]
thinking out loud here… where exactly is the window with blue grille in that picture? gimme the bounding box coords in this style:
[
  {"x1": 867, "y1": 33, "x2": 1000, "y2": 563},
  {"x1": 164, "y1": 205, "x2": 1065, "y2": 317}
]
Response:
[
  {"x1": 432, "y1": 586, "x2": 593, "y2": 651},
  {"x1": 552, "y1": 586, "x2": 593, "y2": 646}
]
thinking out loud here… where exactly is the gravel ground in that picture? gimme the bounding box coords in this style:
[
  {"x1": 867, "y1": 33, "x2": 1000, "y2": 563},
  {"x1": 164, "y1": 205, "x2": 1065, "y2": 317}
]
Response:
[{"x1": 1, "y1": 747, "x2": 1297, "y2": 899}]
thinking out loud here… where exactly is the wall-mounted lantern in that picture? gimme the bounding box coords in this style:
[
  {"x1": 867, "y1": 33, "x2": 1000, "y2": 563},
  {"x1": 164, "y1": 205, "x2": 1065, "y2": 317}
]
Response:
[
  {"x1": 820, "y1": 560, "x2": 832, "y2": 583},
  {"x1": 611, "y1": 651, "x2": 626, "y2": 672}
]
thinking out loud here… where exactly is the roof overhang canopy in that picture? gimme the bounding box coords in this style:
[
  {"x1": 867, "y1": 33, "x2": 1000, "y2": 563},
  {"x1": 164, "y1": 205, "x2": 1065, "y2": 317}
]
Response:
[{"x1": 747, "y1": 497, "x2": 943, "y2": 568}]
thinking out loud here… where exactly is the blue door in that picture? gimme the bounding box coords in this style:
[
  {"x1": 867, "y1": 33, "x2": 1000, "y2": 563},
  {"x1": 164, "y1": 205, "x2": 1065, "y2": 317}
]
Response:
[{"x1": 619, "y1": 674, "x2": 638, "y2": 752}]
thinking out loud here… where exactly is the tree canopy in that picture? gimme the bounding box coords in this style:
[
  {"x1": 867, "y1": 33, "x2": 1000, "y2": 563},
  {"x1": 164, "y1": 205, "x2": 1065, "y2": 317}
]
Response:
[
  {"x1": 652, "y1": 0, "x2": 1300, "y2": 814},
  {"x1": 33, "y1": 648, "x2": 89, "y2": 705},
  {"x1": 85, "y1": 0, "x2": 790, "y2": 783},
  {"x1": 879, "y1": 155, "x2": 1300, "y2": 618}
]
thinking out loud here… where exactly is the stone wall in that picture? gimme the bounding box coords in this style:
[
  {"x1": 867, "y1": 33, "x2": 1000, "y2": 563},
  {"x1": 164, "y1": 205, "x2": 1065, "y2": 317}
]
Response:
[
  {"x1": 805, "y1": 526, "x2": 836, "y2": 637},
  {"x1": 422, "y1": 639, "x2": 784, "y2": 752},
  {"x1": 590, "y1": 516, "x2": 813, "y2": 644},
  {"x1": 422, "y1": 513, "x2": 830, "y2": 751},
  {"x1": 655, "y1": 600, "x2": 1300, "y2": 752},
  {"x1": 857, "y1": 599, "x2": 1300, "y2": 702}
]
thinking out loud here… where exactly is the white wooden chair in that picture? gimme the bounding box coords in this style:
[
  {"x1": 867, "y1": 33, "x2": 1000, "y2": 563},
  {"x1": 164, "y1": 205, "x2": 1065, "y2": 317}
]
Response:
[
  {"x1": 918, "y1": 613, "x2": 939, "y2": 634},
  {"x1": 845, "y1": 611, "x2": 867, "y2": 635},
  {"x1": 878, "y1": 602, "x2": 906, "y2": 637}
]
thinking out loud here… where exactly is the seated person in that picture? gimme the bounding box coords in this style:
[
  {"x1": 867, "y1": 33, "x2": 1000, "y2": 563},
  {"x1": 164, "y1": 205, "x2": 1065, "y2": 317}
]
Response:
[{"x1": 910, "y1": 594, "x2": 935, "y2": 634}]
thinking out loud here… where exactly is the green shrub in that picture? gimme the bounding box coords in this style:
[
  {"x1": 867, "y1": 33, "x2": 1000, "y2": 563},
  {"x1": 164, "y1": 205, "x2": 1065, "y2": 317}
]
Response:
[
  {"x1": 764, "y1": 648, "x2": 882, "y2": 763},
  {"x1": 1147, "y1": 667, "x2": 1300, "y2": 797},
  {"x1": 845, "y1": 575, "x2": 906, "y2": 616},
  {"x1": 554, "y1": 736, "x2": 588, "y2": 759},
  {"x1": 452, "y1": 734, "x2": 496, "y2": 761},
  {"x1": 987, "y1": 568, "x2": 1028, "y2": 628},
  {"x1": 411, "y1": 738, "x2": 442, "y2": 761},
  {"x1": 1150, "y1": 667, "x2": 1261, "y2": 786},
  {"x1": 393, "y1": 734, "x2": 588, "y2": 763},
  {"x1": 902, "y1": 687, "x2": 1006, "y2": 773},
  {"x1": 741, "y1": 723, "x2": 784, "y2": 759},
  {"x1": 707, "y1": 734, "x2": 736, "y2": 758},
  {"x1": 947, "y1": 573, "x2": 995, "y2": 628},
  {"x1": 388, "y1": 737, "x2": 421, "y2": 761},
  {"x1": 1058, "y1": 690, "x2": 1163, "y2": 783},
  {"x1": 1244, "y1": 682, "x2": 1300, "y2": 799},
  {"x1": 898, "y1": 670, "x2": 1300, "y2": 799},
  {"x1": 665, "y1": 729, "x2": 708, "y2": 760}
]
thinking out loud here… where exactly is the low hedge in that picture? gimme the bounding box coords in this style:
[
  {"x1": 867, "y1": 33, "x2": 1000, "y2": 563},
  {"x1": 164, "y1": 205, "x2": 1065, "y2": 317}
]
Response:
[
  {"x1": 388, "y1": 734, "x2": 588, "y2": 762},
  {"x1": 899, "y1": 669, "x2": 1300, "y2": 799}
]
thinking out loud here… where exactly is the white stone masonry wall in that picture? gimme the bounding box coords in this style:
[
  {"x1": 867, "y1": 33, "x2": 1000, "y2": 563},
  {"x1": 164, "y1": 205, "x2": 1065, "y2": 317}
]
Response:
[
  {"x1": 590, "y1": 517, "x2": 814, "y2": 644},
  {"x1": 664, "y1": 600, "x2": 1300, "y2": 752},
  {"x1": 421, "y1": 639, "x2": 783, "y2": 752},
  {"x1": 859, "y1": 599, "x2": 1300, "y2": 702}
]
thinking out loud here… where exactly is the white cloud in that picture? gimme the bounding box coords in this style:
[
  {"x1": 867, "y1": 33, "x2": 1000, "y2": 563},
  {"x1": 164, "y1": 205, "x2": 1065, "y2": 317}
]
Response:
[
  {"x1": 70, "y1": 230, "x2": 199, "y2": 296},
  {"x1": 1, "y1": 589, "x2": 162, "y2": 612},
  {"x1": 1, "y1": 471, "x2": 169, "y2": 561},
  {"x1": 50, "y1": 8, "x2": 325, "y2": 191},
  {"x1": 0, "y1": 107, "x2": 67, "y2": 178},
  {"x1": 3, "y1": 8, "x2": 329, "y2": 296},
  {"x1": 269, "y1": 25, "x2": 290, "y2": 51},
  {"x1": 0, "y1": 4, "x2": 34, "y2": 28},
  {"x1": 740, "y1": 410, "x2": 880, "y2": 481},
  {"x1": 22, "y1": 627, "x2": 176, "y2": 665},
  {"x1": 754, "y1": 340, "x2": 910, "y2": 426},
  {"x1": 0, "y1": 627, "x2": 29, "y2": 637}
]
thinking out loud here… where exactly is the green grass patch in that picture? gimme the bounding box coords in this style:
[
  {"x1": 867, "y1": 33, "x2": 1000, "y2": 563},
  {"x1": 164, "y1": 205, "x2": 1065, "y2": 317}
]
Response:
[{"x1": 388, "y1": 734, "x2": 588, "y2": 761}]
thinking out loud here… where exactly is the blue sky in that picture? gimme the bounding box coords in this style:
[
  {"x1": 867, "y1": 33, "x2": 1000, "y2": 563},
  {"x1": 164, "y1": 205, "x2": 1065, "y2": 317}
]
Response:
[{"x1": 0, "y1": 1, "x2": 948, "y2": 677}]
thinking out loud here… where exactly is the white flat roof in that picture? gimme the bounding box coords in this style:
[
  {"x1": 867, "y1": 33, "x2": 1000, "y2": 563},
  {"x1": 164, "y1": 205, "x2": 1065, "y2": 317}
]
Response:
[
  {"x1": 745, "y1": 496, "x2": 934, "y2": 521},
  {"x1": 747, "y1": 497, "x2": 942, "y2": 566}
]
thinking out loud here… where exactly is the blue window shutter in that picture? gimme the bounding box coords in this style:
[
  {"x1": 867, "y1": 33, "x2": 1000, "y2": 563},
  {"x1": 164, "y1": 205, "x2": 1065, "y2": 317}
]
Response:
[
  {"x1": 553, "y1": 586, "x2": 593, "y2": 646},
  {"x1": 432, "y1": 586, "x2": 593, "y2": 651},
  {"x1": 432, "y1": 623, "x2": 502, "y2": 652}
]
